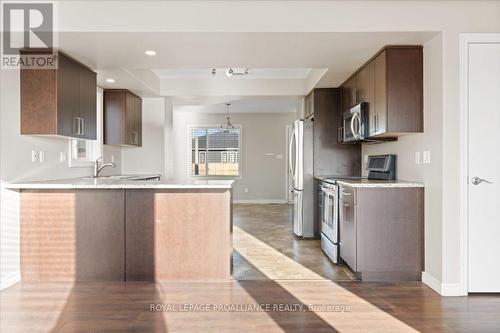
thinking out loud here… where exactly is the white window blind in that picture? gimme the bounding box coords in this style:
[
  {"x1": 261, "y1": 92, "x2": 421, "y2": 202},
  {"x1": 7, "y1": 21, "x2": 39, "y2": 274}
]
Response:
[{"x1": 188, "y1": 126, "x2": 241, "y2": 177}]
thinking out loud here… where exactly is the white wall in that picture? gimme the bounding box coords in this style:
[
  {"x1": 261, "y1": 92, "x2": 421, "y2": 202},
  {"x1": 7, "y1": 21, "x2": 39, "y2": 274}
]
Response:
[
  {"x1": 121, "y1": 98, "x2": 165, "y2": 175},
  {"x1": 362, "y1": 34, "x2": 443, "y2": 281},
  {"x1": 0, "y1": 69, "x2": 120, "y2": 289},
  {"x1": 173, "y1": 110, "x2": 296, "y2": 202}
]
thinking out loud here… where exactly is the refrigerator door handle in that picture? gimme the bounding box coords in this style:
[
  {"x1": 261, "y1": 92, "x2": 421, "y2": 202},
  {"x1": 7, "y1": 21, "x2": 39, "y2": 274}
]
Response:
[{"x1": 288, "y1": 127, "x2": 295, "y2": 180}]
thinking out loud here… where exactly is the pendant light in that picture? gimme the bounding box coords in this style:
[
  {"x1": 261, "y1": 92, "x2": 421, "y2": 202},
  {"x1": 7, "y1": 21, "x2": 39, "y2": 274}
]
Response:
[{"x1": 221, "y1": 103, "x2": 235, "y2": 133}]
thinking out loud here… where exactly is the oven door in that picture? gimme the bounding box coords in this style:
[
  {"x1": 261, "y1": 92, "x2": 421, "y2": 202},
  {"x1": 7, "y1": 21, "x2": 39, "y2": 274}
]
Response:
[{"x1": 321, "y1": 185, "x2": 338, "y2": 243}]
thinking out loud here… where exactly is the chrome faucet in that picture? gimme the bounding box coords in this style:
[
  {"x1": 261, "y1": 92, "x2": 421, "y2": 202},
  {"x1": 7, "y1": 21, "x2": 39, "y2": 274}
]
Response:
[{"x1": 93, "y1": 156, "x2": 116, "y2": 178}]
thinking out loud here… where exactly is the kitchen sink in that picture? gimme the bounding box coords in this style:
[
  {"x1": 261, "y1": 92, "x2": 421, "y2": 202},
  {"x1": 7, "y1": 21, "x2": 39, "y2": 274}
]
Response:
[{"x1": 81, "y1": 175, "x2": 160, "y2": 181}]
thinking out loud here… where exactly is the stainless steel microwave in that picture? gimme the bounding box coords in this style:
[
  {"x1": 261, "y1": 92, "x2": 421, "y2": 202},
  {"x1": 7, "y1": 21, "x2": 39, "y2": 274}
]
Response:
[{"x1": 343, "y1": 102, "x2": 368, "y2": 142}]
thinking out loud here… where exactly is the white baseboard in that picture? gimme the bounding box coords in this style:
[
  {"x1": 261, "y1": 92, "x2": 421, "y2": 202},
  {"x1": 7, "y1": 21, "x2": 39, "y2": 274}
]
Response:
[
  {"x1": 0, "y1": 271, "x2": 20, "y2": 291},
  {"x1": 233, "y1": 199, "x2": 288, "y2": 204},
  {"x1": 441, "y1": 283, "x2": 461, "y2": 296},
  {"x1": 422, "y1": 271, "x2": 461, "y2": 296}
]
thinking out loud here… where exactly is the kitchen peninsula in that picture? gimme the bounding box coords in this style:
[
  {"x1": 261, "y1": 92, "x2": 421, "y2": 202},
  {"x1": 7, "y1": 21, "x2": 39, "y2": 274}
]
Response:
[{"x1": 8, "y1": 177, "x2": 233, "y2": 282}]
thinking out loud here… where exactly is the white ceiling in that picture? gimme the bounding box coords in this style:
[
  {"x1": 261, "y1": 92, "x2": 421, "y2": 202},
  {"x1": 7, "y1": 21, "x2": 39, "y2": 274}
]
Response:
[
  {"x1": 174, "y1": 97, "x2": 299, "y2": 114},
  {"x1": 153, "y1": 68, "x2": 313, "y2": 79},
  {"x1": 58, "y1": 31, "x2": 437, "y2": 99}
]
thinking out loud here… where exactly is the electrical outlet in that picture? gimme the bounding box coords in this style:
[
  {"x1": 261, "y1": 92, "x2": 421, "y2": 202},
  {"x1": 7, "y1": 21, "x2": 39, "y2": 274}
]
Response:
[
  {"x1": 423, "y1": 150, "x2": 431, "y2": 164},
  {"x1": 39, "y1": 150, "x2": 45, "y2": 163},
  {"x1": 415, "y1": 152, "x2": 421, "y2": 165},
  {"x1": 31, "y1": 150, "x2": 38, "y2": 163},
  {"x1": 244, "y1": 188, "x2": 249, "y2": 193}
]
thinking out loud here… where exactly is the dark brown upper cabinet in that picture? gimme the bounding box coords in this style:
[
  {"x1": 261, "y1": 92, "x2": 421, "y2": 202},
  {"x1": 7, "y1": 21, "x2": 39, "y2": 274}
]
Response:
[
  {"x1": 340, "y1": 46, "x2": 423, "y2": 140},
  {"x1": 20, "y1": 50, "x2": 97, "y2": 139},
  {"x1": 104, "y1": 89, "x2": 142, "y2": 146},
  {"x1": 304, "y1": 91, "x2": 314, "y2": 119}
]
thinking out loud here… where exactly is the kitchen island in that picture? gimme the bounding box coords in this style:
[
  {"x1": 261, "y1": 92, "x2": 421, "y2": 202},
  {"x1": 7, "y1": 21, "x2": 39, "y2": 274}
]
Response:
[{"x1": 8, "y1": 177, "x2": 233, "y2": 282}]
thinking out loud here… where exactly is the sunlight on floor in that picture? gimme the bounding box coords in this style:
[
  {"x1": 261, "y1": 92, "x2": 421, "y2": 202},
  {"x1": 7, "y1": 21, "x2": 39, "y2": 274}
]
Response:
[
  {"x1": 234, "y1": 225, "x2": 327, "y2": 280},
  {"x1": 233, "y1": 226, "x2": 419, "y2": 333}
]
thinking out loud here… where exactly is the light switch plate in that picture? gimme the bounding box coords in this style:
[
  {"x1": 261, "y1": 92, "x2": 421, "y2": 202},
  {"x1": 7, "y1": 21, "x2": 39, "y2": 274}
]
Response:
[
  {"x1": 423, "y1": 151, "x2": 431, "y2": 164},
  {"x1": 415, "y1": 152, "x2": 421, "y2": 164},
  {"x1": 31, "y1": 150, "x2": 38, "y2": 163},
  {"x1": 39, "y1": 150, "x2": 45, "y2": 163}
]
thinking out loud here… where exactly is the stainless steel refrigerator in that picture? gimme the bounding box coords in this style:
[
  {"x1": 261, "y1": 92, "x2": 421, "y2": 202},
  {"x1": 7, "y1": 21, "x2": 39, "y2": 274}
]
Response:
[{"x1": 288, "y1": 119, "x2": 314, "y2": 238}]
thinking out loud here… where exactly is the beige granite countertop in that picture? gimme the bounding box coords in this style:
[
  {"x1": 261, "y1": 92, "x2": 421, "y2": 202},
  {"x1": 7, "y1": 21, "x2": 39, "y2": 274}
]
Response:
[
  {"x1": 6, "y1": 175, "x2": 234, "y2": 190},
  {"x1": 315, "y1": 176, "x2": 424, "y2": 188}
]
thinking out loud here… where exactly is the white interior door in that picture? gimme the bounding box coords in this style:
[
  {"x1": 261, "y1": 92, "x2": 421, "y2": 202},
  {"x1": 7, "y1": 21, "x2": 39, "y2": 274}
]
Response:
[{"x1": 468, "y1": 42, "x2": 500, "y2": 292}]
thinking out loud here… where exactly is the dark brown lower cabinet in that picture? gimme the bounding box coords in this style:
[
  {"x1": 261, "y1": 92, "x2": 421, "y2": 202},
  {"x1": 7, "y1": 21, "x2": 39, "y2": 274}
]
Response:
[
  {"x1": 19, "y1": 188, "x2": 232, "y2": 282},
  {"x1": 125, "y1": 189, "x2": 232, "y2": 281},
  {"x1": 339, "y1": 185, "x2": 424, "y2": 281},
  {"x1": 20, "y1": 190, "x2": 125, "y2": 282}
]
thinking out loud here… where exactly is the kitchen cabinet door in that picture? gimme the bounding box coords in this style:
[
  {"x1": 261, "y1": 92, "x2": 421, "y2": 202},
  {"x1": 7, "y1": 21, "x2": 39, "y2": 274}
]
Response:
[
  {"x1": 342, "y1": 76, "x2": 357, "y2": 114},
  {"x1": 57, "y1": 53, "x2": 80, "y2": 137},
  {"x1": 125, "y1": 91, "x2": 136, "y2": 145},
  {"x1": 357, "y1": 61, "x2": 376, "y2": 135},
  {"x1": 104, "y1": 89, "x2": 142, "y2": 146},
  {"x1": 135, "y1": 95, "x2": 142, "y2": 146},
  {"x1": 339, "y1": 187, "x2": 356, "y2": 271},
  {"x1": 305, "y1": 91, "x2": 314, "y2": 119},
  {"x1": 79, "y1": 65, "x2": 97, "y2": 139},
  {"x1": 373, "y1": 51, "x2": 388, "y2": 135},
  {"x1": 21, "y1": 50, "x2": 97, "y2": 138}
]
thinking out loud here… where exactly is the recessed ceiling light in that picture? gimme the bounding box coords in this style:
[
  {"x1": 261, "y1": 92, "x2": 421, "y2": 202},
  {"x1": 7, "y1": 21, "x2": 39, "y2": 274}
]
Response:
[
  {"x1": 145, "y1": 50, "x2": 156, "y2": 56},
  {"x1": 105, "y1": 78, "x2": 115, "y2": 83}
]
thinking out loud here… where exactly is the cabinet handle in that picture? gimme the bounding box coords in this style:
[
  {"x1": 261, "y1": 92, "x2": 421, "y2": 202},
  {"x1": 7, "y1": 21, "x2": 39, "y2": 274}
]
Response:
[
  {"x1": 79, "y1": 118, "x2": 84, "y2": 136},
  {"x1": 72, "y1": 117, "x2": 79, "y2": 135},
  {"x1": 375, "y1": 114, "x2": 378, "y2": 132}
]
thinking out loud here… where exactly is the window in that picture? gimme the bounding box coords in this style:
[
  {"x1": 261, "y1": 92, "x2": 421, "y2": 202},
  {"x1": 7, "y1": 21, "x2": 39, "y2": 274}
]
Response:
[
  {"x1": 68, "y1": 88, "x2": 103, "y2": 167},
  {"x1": 189, "y1": 126, "x2": 241, "y2": 177}
]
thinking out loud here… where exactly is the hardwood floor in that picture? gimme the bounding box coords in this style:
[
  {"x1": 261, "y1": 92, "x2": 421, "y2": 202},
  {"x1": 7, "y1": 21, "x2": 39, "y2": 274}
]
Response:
[
  {"x1": 2, "y1": 281, "x2": 500, "y2": 333},
  {"x1": 232, "y1": 203, "x2": 355, "y2": 281},
  {"x1": 2, "y1": 203, "x2": 500, "y2": 332}
]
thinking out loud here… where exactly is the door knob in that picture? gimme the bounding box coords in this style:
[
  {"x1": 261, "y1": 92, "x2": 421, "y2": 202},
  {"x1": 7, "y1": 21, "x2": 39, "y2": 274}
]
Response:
[{"x1": 471, "y1": 176, "x2": 493, "y2": 185}]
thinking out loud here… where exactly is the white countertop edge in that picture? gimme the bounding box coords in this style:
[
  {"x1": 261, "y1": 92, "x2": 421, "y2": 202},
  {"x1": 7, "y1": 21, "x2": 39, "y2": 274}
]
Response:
[{"x1": 6, "y1": 184, "x2": 233, "y2": 190}]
